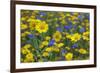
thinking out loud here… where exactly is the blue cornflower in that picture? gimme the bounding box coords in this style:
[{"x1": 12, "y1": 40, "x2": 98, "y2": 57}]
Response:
[
  {"x1": 39, "y1": 12, "x2": 46, "y2": 16},
  {"x1": 64, "y1": 25, "x2": 72, "y2": 30},
  {"x1": 86, "y1": 14, "x2": 90, "y2": 20},
  {"x1": 78, "y1": 15, "x2": 83, "y2": 21},
  {"x1": 61, "y1": 49, "x2": 67, "y2": 55},
  {"x1": 28, "y1": 34, "x2": 34, "y2": 39},
  {"x1": 86, "y1": 15, "x2": 90, "y2": 20},
  {"x1": 56, "y1": 27, "x2": 62, "y2": 32},
  {"x1": 36, "y1": 16, "x2": 44, "y2": 20},
  {"x1": 79, "y1": 27, "x2": 85, "y2": 33},
  {"x1": 78, "y1": 15, "x2": 82, "y2": 19},
  {"x1": 68, "y1": 21, "x2": 73, "y2": 25},
  {"x1": 73, "y1": 25, "x2": 77, "y2": 29},
  {"x1": 72, "y1": 44, "x2": 78, "y2": 49},
  {"x1": 48, "y1": 39, "x2": 55, "y2": 46}
]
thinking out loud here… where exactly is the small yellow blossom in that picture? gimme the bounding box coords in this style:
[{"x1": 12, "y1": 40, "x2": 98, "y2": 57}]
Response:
[
  {"x1": 45, "y1": 36, "x2": 51, "y2": 40},
  {"x1": 71, "y1": 16, "x2": 77, "y2": 20},
  {"x1": 53, "y1": 31, "x2": 62, "y2": 42},
  {"x1": 25, "y1": 31, "x2": 31, "y2": 35},
  {"x1": 21, "y1": 48, "x2": 30, "y2": 55},
  {"x1": 82, "y1": 31, "x2": 89, "y2": 41},
  {"x1": 21, "y1": 32, "x2": 26, "y2": 37},
  {"x1": 66, "y1": 13, "x2": 71, "y2": 17},
  {"x1": 39, "y1": 44, "x2": 44, "y2": 49},
  {"x1": 21, "y1": 24, "x2": 28, "y2": 30},
  {"x1": 21, "y1": 31, "x2": 31, "y2": 37},
  {"x1": 25, "y1": 53, "x2": 34, "y2": 62},
  {"x1": 23, "y1": 44, "x2": 32, "y2": 49},
  {"x1": 32, "y1": 48, "x2": 35, "y2": 51},
  {"x1": 65, "y1": 46, "x2": 70, "y2": 50},
  {"x1": 70, "y1": 33, "x2": 81, "y2": 42},
  {"x1": 55, "y1": 24, "x2": 59, "y2": 27},
  {"x1": 68, "y1": 17, "x2": 71, "y2": 21},
  {"x1": 73, "y1": 12, "x2": 79, "y2": 16},
  {"x1": 45, "y1": 47, "x2": 53, "y2": 52},
  {"x1": 84, "y1": 19, "x2": 89, "y2": 23},
  {"x1": 21, "y1": 17, "x2": 26, "y2": 21},
  {"x1": 72, "y1": 21, "x2": 77, "y2": 25},
  {"x1": 79, "y1": 48, "x2": 87, "y2": 54},
  {"x1": 42, "y1": 52, "x2": 49, "y2": 57},
  {"x1": 66, "y1": 33, "x2": 72, "y2": 39},
  {"x1": 61, "y1": 20, "x2": 66, "y2": 24},
  {"x1": 29, "y1": 19, "x2": 41, "y2": 30},
  {"x1": 36, "y1": 21, "x2": 48, "y2": 33},
  {"x1": 53, "y1": 48, "x2": 60, "y2": 52},
  {"x1": 65, "y1": 52, "x2": 73, "y2": 60},
  {"x1": 75, "y1": 48, "x2": 79, "y2": 52},
  {"x1": 56, "y1": 43, "x2": 64, "y2": 48},
  {"x1": 42, "y1": 41, "x2": 49, "y2": 46}
]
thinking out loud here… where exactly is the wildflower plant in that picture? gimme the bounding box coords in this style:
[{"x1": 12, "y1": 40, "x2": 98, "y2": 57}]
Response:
[{"x1": 20, "y1": 10, "x2": 90, "y2": 63}]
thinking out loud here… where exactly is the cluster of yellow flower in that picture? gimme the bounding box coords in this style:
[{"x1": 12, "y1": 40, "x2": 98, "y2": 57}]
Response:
[
  {"x1": 21, "y1": 44, "x2": 35, "y2": 62},
  {"x1": 21, "y1": 19, "x2": 48, "y2": 33},
  {"x1": 66, "y1": 31, "x2": 89, "y2": 42},
  {"x1": 20, "y1": 10, "x2": 90, "y2": 62}
]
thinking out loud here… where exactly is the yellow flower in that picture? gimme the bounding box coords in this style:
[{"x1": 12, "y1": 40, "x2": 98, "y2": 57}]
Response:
[
  {"x1": 70, "y1": 33, "x2": 81, "y2": 42},
  {"x1": 45, "y1": 47, "x2": 53, "y2": 52},
  {"x1": 56, "y1": 43, "x2": 64, "y2": 48},
  {"x1": 21, "y1": 17, "x2": 26, "y2": 21},
  {"x1": 23, "y1": 44, "x2": 32, "y2": 49},
  {"x1": 53, "y1": 47, "x2": 60, "y2": 52},
  {"x1": 66, "y1": 13, "x2": 71, "y2": 16},
  {"x1": 39, "y1": 44, "x2": 44, "y2": 49},
  {"x1": 25, "y1": 53, "x2": 34, "y2": 62},
  {"x1": 42, "y1": 41, "x2": 49, "y2": 46},
  {"x1": 71, "y1": 16, "x2": 77, "y2": 20},
  {"x1": 86, "y1": 23, "x2": 89, "y2": 27},
  {"x1": 55, "y1": 24, "x2": 59, "y2": 27},
  {"x1": 73, "y1": 12, "x2": 79, "y2": 16},
  {"x1": 53, "y1": 31, "x2": 62, "y2": 42},
  {"x1": 84, "y1": 19, "x2": 89, "y2": 23},
  {"x1": 21, "y1": 24, "x2": 28, "y2": 30},
  {"x1": 75, "y1": 48, "x2": 79, "y2": 52},
  {"x1": 42, "y1": 52, "x2": 49, "y2": 57},
  {"x1": 79, "y1": 48, "x2": 87, "y2": 54},
  {"x1": 24, "y1": 31, "x2": 30, "y2": 35},
  {"x1": 29, "y1": 22, "x2": 36, "y2": 30},
  {"x1": 61, "y1": 20, "x2": 66, "y2": 24},
  {"x1": 66, "y1": 34, "x2": 72, "y2": 39},
  {"x1": 21, "y1": 31, "x2": 31, "y2": 37},
  {"x1": 28, "y1": 19, "x2": 41, "y2": 30},
  {"x1": 82, "y1": 31, "x2": 89, "y2": 41},
  {"x1": 65, "y1": 52, "x2": 73, "y2": 61},
  {"x1": 66, "y1": 33, "x2": 72, "y2": 37},
  {"x1": 68, "y1": 17, "x2": 71, "y2": 21},
  {"x1": 36, "y1": 21, "x2": 48, "y2": 33},
  {"x1": 21, "y1": 48, "x2": 30, "y2": 55},
  {"x1": 32, "y1": 48, "x2": 35, "y2": 51},
  {"x1": 21, "y1": 32, "x2": 26, "y2": 37},
  {"x1": 72, "y1": 21, "x2": 77, "y2": 25},
  {"x1": 45, "y1": 36, "x2": 51, "y2": 41},
  {"x1": 65, "y1": 46, "x2": 70, "y2": 50}
]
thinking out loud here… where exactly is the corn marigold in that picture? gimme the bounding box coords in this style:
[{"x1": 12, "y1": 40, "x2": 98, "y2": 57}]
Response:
[
  {"x1": 36, "y1": 21, "x2": 48, "y2": 33},
  {"x1": 65, "y1": 52, "x2": 73, "y2": 61},
  {"x1": 53, "y1": 31, "x2": 62, "y2": 42}
]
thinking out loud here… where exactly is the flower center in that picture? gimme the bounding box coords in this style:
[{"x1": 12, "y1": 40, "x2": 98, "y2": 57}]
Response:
[
  {"x1": 32, "y1": 23, "x2": 36, "y2": 27},
  {"x1": 40, "y1": 25, "x2": 45, "y2": 30}
]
